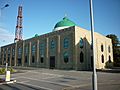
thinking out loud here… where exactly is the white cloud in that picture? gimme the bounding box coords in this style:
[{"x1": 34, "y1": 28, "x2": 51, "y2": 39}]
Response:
[{"x1": 0, "y1": 27, "x2": 14, "y2": 46}]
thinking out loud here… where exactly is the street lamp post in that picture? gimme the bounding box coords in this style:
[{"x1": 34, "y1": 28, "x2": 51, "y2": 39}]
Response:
[{"x1": 89, "y1": 0, "x2": 98, "y2": 90}]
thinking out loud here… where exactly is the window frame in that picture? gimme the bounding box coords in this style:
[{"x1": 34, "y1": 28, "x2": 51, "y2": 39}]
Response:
[
  {"x1": 40, "y1": 43, "x2": 44, "y2": 55},
  {"x1": 108, "y1": 55, "x2": 111, "y2": 63},
  {"x1": 32, "y1": 44, "x2": 36, "y2": 54},
  {"x1": 101, "y1": 54, "x2": 104, "y2": 63},
  {"x1": 80, "y1": 38, "x2": 84, "y2": 48},
  {"x1": 64, "y1": 38, "x2": 69, "y2": 48},
  {"x1": 108, "y1": 45, "x2": 111, "y2": 53},
  {"x1": 101, "y1": 44, "x2": 104, "y2": 52},
  {"x1": 51, "y1": 40, "x2": 55, "y2": 49},
  {"x1": 64, "y1": 52, "x2": 69, "y2": 63}
]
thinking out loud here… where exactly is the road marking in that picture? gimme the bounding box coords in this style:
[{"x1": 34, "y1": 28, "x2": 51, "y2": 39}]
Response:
[
  {"x1": 12, "y1": 71, "x2": 29, "y2": 76},
  {"x1": 63, "y1": 83, "x2": 91, "y2": 90},
  {"x1": 42, "y1": 73, "x2": 64, "y2": 77},
  {"x1": 21, "y1": 71, "x2": 64, "y2": 79},
  {"x1": 18, "y1": 76, "x2": 74, "y2": 87},
  {"x1": 27, "y1": 71, "x2": 63, "y2": 77},
  {"x1": 17, "y1": 82, "x2": 53, "y2": 90}
]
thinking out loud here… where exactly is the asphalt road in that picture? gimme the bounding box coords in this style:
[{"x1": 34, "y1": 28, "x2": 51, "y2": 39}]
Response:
[{"x1": 0, "y1": 68, "x2": 120, "y2": 90}]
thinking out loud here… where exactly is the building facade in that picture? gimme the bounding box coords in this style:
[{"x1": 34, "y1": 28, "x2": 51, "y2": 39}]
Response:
[{"x1": 0, "y1": 17, "x2": 113, "y2": 70}]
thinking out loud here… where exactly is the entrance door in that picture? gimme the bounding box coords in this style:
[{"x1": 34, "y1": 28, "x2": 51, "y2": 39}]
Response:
[
  {"x1": 50, "y1": 56, "x2": 55, "y2": 69},
  {"x1": 11, "y1": 57, "x2": 14, "y2": 66},
  {"x1": 18, "y1": 58, "x2": 22, "y2": 66}
]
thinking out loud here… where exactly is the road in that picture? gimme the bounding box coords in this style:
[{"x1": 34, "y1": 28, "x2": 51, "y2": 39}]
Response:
[{"x1": 0, "y1": 68, "x2": 120, "y2": 90}]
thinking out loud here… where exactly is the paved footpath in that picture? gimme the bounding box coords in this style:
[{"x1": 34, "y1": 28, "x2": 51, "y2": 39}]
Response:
[{"x1": 0, "y1": 68, "x2": 120, "y2": 90}]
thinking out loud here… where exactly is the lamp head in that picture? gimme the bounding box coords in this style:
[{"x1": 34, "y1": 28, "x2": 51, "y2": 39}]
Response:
[{"x1": 5, "y1": 4, "x2": 9, "y2": 7}]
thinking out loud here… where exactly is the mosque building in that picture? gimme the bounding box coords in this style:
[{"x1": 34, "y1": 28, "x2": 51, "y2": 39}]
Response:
[{"x1": 0, "y1": 17, "x2": 113, "y2": 70}]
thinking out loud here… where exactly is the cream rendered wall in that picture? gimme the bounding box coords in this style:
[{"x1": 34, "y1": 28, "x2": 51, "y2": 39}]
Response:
[
  {"x1": 94, "y1": 32, "x2": 113, "y2": 69},
  {"x1": 75, "y1": 26, "x2": 113, "y2": 70},
  {"x1": 75, "y1": 26, "x2": 92, "y2": 70}
]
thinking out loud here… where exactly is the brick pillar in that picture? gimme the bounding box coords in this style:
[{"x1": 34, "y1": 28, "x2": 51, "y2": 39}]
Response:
[
  {"x1": 46, "y1": 38, "x2": 49, "y2": 68},
  {"x1": 57, "y1": 35, "x2": 60, "y2": 69},
  {"x1": 22, "y1": 41, "x2": 25, "y2": 66},
  {"x1": 37, "y1": 40, "x2": 39, "y2": 67},
  {"x1": 10, "y1": 47, "x2": 12, "y2": 66},
  {"x1": 29, "y1": 42, "x2": 31, "y2": 66},
  {"x1": 14, "y1": 42, "x2": 17, "y2": 66}
]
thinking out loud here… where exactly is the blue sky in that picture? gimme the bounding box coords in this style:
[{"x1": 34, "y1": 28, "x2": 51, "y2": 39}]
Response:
[{"x1": 0, "y1": 0, "x2": 120, "y2": 46}]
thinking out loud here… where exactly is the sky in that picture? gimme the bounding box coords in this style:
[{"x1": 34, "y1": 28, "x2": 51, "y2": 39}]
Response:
[{"x1": 0, "y1": 0, "x2": 120, "y2": 47}]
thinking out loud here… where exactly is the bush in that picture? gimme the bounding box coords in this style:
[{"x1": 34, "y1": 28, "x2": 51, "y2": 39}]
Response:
[
  {"x1": 105, "y1": 61, "x2": 113, "y2": 68},
  {"x1": 0, "y1": 68, "x2": 6, "y2": 74},
  {"x1": 8, "y1": 67, "x2": 16, "y2": 73},
  {"x1": 0, "y1": 67, "x2": 15, "y2": 74},
  {"x1": 114, "y1": 62, "x2": 120, "y2": 67}
]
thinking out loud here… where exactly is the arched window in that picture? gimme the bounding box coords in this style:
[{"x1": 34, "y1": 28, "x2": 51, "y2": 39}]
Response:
[
  {"x1": 109, "y1": 55, "x2": 111, "y2": 63},
  {"x1": 80, "y1": 38, "x2": 84, "y2": 48},
  {"x1": 51, "y1": 40, "x2": 55, "y2": 49},
  {"x1": 101, "y1": 54, "x2": 104, "y2": 63},
  {"x1": 64, "y1": 52, "x2": 69, "y2": 63},
  {"x1": 108, "y1": 46, "x2": 110, "y2": 53},
  {"x1": 80, "y1": 52, "x2": 84, "y2": 63},
  {"x1": 64, "y1": 38, "x2": 69, "y2": 48},
  {"x1": 101, "y1": 44, "x2": 104, "y2": 52}
]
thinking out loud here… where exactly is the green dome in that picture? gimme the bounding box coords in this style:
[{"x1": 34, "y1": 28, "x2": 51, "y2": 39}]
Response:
[
  {"x1": 34, "y1": 34, "x2": 39, "y2": 37},
  {"x1": 54, "y1": 17, "x2": 76, "y2": 29}
]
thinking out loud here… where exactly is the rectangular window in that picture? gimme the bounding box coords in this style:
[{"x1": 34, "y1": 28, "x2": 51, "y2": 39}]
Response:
[
  {"x1": 64, "y1": 38, "x2": 69, "y2": 48},
  {"x1": 40, "y1": 43, "x2": 44, "y2": 55},
  {"x1": 18, "y1": 48, "x2": 22, "y2": 55},
  {"x1": 32, "y1": 45, "x2": 36, "y2": 54},
  {"x1": 8, "y1": 48, "x2": 11, "y2": 54},
  {"x1": 51, "y1": 40, "x2": 55, "y2": 49},
  {"x1": 12, "y1": 48, "x2": 15, "y2": 56},
  {"x1": 25, "y1": 46, "x2": 29, "y2": 54}
]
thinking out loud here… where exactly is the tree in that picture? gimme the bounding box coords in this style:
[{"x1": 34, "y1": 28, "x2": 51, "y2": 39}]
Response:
[{"x1": 106, "y1": 34, "x2": 120, "y2": 67}]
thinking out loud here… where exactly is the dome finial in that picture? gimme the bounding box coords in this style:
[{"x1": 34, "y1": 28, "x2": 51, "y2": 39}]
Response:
[
  {"x1": 65, "y1": 13, "x2": 67, "y2": 17},
  {"x1": 63, "y1": 13, "x2": 68, "y2": 20}
]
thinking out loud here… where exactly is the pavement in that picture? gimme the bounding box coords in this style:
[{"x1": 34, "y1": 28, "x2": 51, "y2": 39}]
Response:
[{"x1": 0, "y1": 67, "x2": 120, "y2": 90}]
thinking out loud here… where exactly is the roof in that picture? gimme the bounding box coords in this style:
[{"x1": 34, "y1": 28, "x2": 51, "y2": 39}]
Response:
[{"x1": 53, "y1": 17, "x2": 76, "y2": 31}]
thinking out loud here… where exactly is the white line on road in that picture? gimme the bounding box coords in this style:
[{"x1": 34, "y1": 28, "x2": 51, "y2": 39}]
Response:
[
  {"x1": 17, "y1": 76, "x2": 74, "y2": 87},
  {"x1": 27, "y1": 71, "x2": 64, "y2": 77},
  {"x1": 17, "y1": 82, "x2": 53, "y2": 90},
  {"x1": 42, "y1": 73, "x2": 64, "y2": 77}
]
